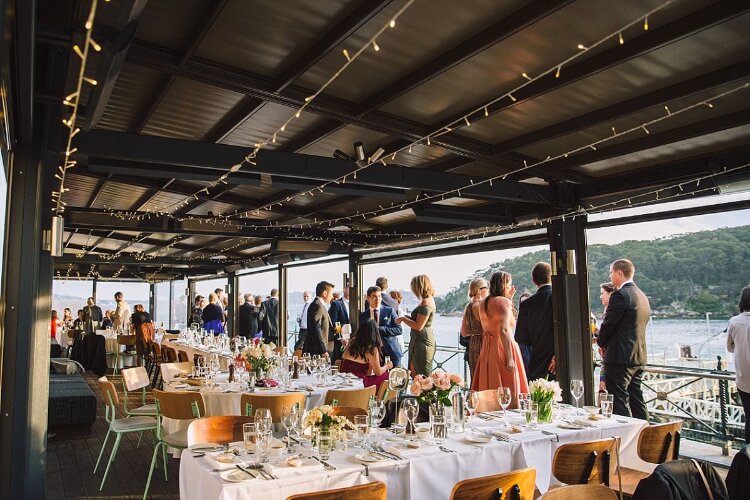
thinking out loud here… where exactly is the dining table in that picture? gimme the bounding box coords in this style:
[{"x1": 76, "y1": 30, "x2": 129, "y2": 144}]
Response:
[{"x1": 179, "y1": 406, "x2": 653, "y2": 500}]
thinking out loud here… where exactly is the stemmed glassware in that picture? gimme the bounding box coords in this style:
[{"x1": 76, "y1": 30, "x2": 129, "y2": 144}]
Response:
[
  {"x1": 281, "y1": 407, "x2": 295, "y2": 450},
  {"x1": 465, "y1": 390, "x2": 479, "y2": 420},
  {"x1": 497, "y1": 386, "x2": 512, "y2": 426},
  {"x1": 255, "y1": 408, "x2": 273, "y2": 434},
  {"x1": 403, "y1": 399, "x2": 419, "y2": 440},
  {"x1": 570, "y1": 379, "x2": 584, "y2": 414},
  {"x1": 388, "y1": 367, "x2": 409, "y2": 431}
]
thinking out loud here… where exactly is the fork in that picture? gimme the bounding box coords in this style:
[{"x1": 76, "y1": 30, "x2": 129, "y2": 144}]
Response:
[
  {"x1": 439, "y1": 445, "x2": 456, "y2": 453},
  {"x1": 375, "y1": 444, "x2": 400, "y2": 460}
]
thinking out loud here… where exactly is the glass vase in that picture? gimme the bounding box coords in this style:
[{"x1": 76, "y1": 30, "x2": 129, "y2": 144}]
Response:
[
  {"x1": 535, "y1": 398, "x2": 554, "y2": 423},
  {"x1": 316, "y1": 427, "x2": 333, "y2": 460}
]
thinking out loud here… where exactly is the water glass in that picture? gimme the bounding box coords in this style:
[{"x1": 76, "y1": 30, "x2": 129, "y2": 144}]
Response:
[
  {"x1": 354, "y1": 414, "x2": 369, "y2": 448},
  {"x1": 256, "y1": 431, "x2": 272, "y2": 463},
  {"x1": 518, "y1": 392, "x2": 530, "y2": 411},
  {"x1": 247, "y1": 373, "x2": 256, "y2": 392},
  {"x1": 601, "y1": 394, "x2": 614, "y2": 418},
  {"x1": 431, "y1": 414, "x2": 447, "y2": 444},
  {"x1": 315, "y1": 370, "x2": 327, "y2": 387},
  {"x1": 525, "y1": 402, "x2": 539, "y2": 428},
  {"x1": 316, "y1": 428, "x2": 332, "y2": 461},
  {"x1": 243, "y1": 422, "x2": 257, "y2": 452},
  {"x1": 255, "y1": 408, "x2": 273, "y2": 433}
]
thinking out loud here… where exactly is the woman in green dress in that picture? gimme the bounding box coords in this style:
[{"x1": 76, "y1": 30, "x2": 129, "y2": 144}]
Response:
[{"x1": 396, "y1": 274, "x2": 436, "y2": 377}]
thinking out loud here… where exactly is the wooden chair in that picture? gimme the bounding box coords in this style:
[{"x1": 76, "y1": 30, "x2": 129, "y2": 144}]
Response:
[
  {"x1": 149, "y1": 342, "x2": 164, "y2": 388},
  {"x1": 162, "y1": 333, "x2": 180, "y2": 341},
  {"x1": 610, "y1": 421, "x2": 682, "y2": 496},
  {"x1": 143, "y1": 389, "x2": 206, "y2": 499},
  {"x1": 160, "y1": 361, "x2": 192, "y2": 386},
  {"x1": 293, "y1": 348, "x2": 303, "y2": 358},
  {"x1": 274, "y1": 346, "x2": 286, "y2": 355},
  {"x1": 476, "y1": 389, "x2": 501, "y2": 412},
  {"x1": 539, "y1": 484, "x2": 617, "y2": 500},
  {"x1": 240, "y1": 392, "x2": 306, "y2": 421},
  {"x1": 324, "y1": 385, "x2": 376, "y2": 409},
  {"x1": 334, "y1": 359, "x2": 342, "y2": 369},
  {"x1": 121, "y1": 366, "x2": 157, "y2": 417},
  {"x1": 330, "y1": 406, "x2": 367, "y2": 421},
  {"x1": 177, "y1": 350, "x2": 189, "y2": 363},
  {"x1": 94, "y1": 377, "x2": 158, "y2": 491},
  {"x1": 552, "y1": 437, "x2": 620, "y2": 487},
  {"x1": 113, "y1": 334, "x2": 138, "y2": 375},
  {"x1": 450, "y1": 468, "x2": 536, "y2": 500},
  {"x1": 286, "y1": 481, "x2": 386, "y2": 500},
  {"x1": 162, "y1": 346, "x2": 178, "y2": 363},
  {"x1": 187, "y1": 416, "x2": 255, "y2": 446}
]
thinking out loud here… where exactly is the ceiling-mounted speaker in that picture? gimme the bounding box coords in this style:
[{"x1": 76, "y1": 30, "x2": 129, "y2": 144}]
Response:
[
  {"x1": 354, "y1": 142, "x2": 365, "y2": 161},
  {"x1": 369, "y1": 146, "x2": 385, "y2": 163}
]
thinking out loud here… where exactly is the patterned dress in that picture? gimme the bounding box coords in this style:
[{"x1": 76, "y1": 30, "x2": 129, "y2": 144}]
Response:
[{"x1": 463, "y1": 301, "x2": 484, "y2": 382}]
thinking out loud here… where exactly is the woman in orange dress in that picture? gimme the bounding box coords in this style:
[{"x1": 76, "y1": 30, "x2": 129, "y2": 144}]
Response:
[{"x1": 470, "y1": 271, "x2": 528, "y2": 408}]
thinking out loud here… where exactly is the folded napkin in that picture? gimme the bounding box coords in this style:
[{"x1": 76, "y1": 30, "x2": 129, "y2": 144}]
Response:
[
  {"x1": 172, "y1": 383, "x2": 188, "y2": 389},
  {"x1": 491, "y1": 426, "x2": 524, "y2": 439},
  {"x1": 203, "y1": 452, "x2": 248, "y2": 471},
  {"x1": 262, "y1": 459, "x2": 324, "y2": 478},
  {"x1": 384, "y1": 444, "x2": 438, "y2": 459}
]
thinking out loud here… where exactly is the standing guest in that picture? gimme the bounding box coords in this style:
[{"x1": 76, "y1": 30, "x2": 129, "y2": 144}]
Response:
[
  {"x1": 329, "y1": 287, "x2": 351, "y2": 363},
  {"x1": 396, "y1": 275, "x2": 436, "y2": 377},
  {"x1": 461, "y1": 277, "x2": 489, "y2": 381},
  {"x1": 73, "y1": 309, "x2": 85, "y2": 331},
  {"x1": 360, "y1": 286, "x2": 402, "y2": 367},
  {"x1": 303, "y1": 281, "x2": 334, "y2": 358},
  {"x1": 83, "y1": 296, "x2": 103, "y2": 335},
  {"x1": 131, "y1": 304, "x2": 153, "y2": 360},
  {"x1": 190, "y1": 295, "x2": 204, "y2": 327},
  {"x1": 471, "y1": 272, "x2": 528, "y2": 407},
  {"x1": 295, "y1": 291, "x2": 312, "y2": 350},
  {"x1": 258, "y1": 289, "x2": 280, "y2": 344},
  {"x1": 202, "y1": 293, "x2": 225, "y2": 335},
  {"x1": 62, "y1": 308, "x2": 74, "y2": 328},
  {"x1": 111, "y1": 292, "x2": 131, "y2": 332},
  {"x1": 514, "y1": 263, "x2": 555, "y2": 381},
  {"x1": 252, "y1": 296, "x2": 263, "y2": 337},
  {"x1": 214, "y1": 288, "x2": 225, "y2": 309},
  {"x1": 101, "y1": 310, "x2": 113, "y2": 329},
  {"x1": 597, "y1": 258, "x2": 650, "y2": 419},
  {"x1": 389, "y1": 290, "x2": 407, "y2": 354},
  {"x1": 340, "y1": 320, "x2": 393, "y2": 388},
  {"x1": 727, "y1": 285, "x2": 750, "y2": 443},
  {"x1": 332, "y1": 291, "x2": 341, "y2": 301},
  {"x1": 238, "y1": 293, "x2": 255, "y2": 339},
  {"x1": 222, "y1": 296, "x2": 229, "y2": 325},
  {"x1": 50, "y1": 310, "x2": 61, "y2": 339},
  {"x1": 595, "y1": 282, "x2": 615, "y2": 392},
  {"x1": 377, "y1": 277, "x2": 399, "y2": 310},
  {"x1": 517, "y1": 291, "x2": 532, "y2": 371}
]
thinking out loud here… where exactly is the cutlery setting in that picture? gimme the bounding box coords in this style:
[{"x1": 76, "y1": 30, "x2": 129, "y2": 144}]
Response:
[{"x1": 311, "y1": 455, "x2": 336, "y2": 470}]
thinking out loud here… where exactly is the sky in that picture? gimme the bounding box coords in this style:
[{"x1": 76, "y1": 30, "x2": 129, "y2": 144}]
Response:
[{"x1": 52, "y1": 191, "x2": 750, "y2": 297}]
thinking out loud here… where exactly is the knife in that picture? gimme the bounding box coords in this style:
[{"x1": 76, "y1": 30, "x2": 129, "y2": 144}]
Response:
[
  {"x1": 235, "y1": 464, "x2": 257, "y2": 479},
  {"x1": 311, "y1": 455, "x2": 336, "y2": 470}
]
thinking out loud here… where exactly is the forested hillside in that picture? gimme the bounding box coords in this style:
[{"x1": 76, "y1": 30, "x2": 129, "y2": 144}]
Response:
[{"x1": 435, "y1": 225, "x2": 750, "y2": 317}]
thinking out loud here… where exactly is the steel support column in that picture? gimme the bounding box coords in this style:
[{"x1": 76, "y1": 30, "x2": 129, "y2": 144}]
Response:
[
  {"x1": 149, "y1": 283, "x2": 155, "y2": 318},
  {"x1": 226, "y1": 271, "x2": 237, "y2": 337},
  {"x1": 548, "y1": 215, "x2": 594, "y2": 405},
  {"x1": 187, "y1": 279, "x2": 197, "y2": 325},
  {"x1": 348, "y1": 252, "x2": 362, "y2": 332},
  {"x1": 278, "y1": 265, "x2": 287, "y2": 348}
]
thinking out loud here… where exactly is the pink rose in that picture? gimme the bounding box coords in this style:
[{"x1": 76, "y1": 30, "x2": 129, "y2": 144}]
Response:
[
  {"x1": 420, "y1": 377, "x2": 434, "y2": 391},
  {"x1": 449, "y1": 373, "x2": 463, "y2": 386},
  {"x1": 410, "y1": 378, "x2": 422, "y2": 396},
  {"x1": 435, "y1": 376, "x2": 451, "y2": 390},
  {"x1": 431, "y1": 372, "x2": 442, "y2": 380}
]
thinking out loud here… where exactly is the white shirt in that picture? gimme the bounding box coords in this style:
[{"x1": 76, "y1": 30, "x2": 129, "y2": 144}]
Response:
[
  {"x1": 342, "y1": 298, "x2": 349, "y2": 318},
  {"x1": 727, "y1": 312, "x2": 750, "y2": 392},
  {"x1": 300, "y1": 301, "x2": 310, "y2": 329}
]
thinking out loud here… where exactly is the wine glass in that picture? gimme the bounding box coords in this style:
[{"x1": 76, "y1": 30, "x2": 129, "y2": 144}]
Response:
[
  {"x1": 368, "y1": 400, "x2": 386, "y2": 450},
  {"x1": 281, "y1": 407, "x2": 295, "y2": 450},
  {"x1": 403, "y1": 399, "x2": 419, "y2": 440},
  {"x1": 465, "y1": 390, "x2": 479, "y2": 420},
  {"x1": 497, "y1": 387, "x2": 512, "y2": 426},
  {"x1": 255, "y1": 408, "x2": 273, "y2": 434},
  {"x1": 570, "y1": 379, "x2": 584, "y2": 413},
  {"x1": 388, "y1": 367, "x2": 409, "y2": 431}
]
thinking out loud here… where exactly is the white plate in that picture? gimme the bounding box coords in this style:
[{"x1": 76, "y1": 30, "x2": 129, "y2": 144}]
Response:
[
  {"x1": 466, "y1": 434, "x2": 492, "y2": 443},
  {"x1": 556, "y1": 421, "x2": 586, "y2": 430},
  {"x1": 220, "y1": 468, "x2": 256, "y2": 482},
  {"x1": 188, "y1": 442, "x2": 221, "y2": 452},
  {"x1": 356, "y1": 453, "x2": 385, "y2": 463}
]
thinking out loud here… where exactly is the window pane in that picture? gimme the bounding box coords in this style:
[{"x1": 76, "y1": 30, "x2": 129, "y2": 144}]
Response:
[
  {"x1": 195, "y1": 277, "x2": 227, "y2": 305},
  {"x1": 286, "y1": 261, "x2": 347, "y2": 336},
  {"x1": 155, "y1": 282, "x2": 169, "y2": 326},
  {"x1": 171, "y1": 279, "x2": 187, "y2": 330},
  {"x1": 95, "y1": 281, "x2": 150, "y2": 319},
  {"x1": 52, "y1": 279, "x2": 94, "y2": 320}
]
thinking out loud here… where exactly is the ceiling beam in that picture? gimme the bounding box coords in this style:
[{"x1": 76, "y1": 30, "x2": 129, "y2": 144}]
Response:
[
  {"x1": 203, "y1": 96, "x2": 265, "y2": 143},
  {"x1": 279, "y1": 119, "x2": 346, "y2": 153},
  {"x1": 413, "y1": 205, "x2": 517, "y2": 227},
  {"x1": 356, "y1": 0, "x2": 573, "y2": 115},
  {"x1": 491, "y1": 59, "x2": 750, "y2": 158},
  {"x1": 434, "y1": 1, "x2": 750, "y2": 136},
  {"x1": 56, "y1": 252, "x2": 225, "y2": 268}
]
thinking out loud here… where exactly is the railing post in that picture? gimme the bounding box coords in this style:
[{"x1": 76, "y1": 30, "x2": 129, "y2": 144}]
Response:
[{"x1": 717, "y1": 355, "x2": 731, "y2": 455}]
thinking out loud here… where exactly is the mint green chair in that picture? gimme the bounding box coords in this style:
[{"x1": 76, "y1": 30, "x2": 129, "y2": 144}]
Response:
[
  {"x1": 94, "y1": 377, "x2": 158, "y2": 491},
  {"x1": 121, "y1": 366, "x2": 157, "y2": 417}
]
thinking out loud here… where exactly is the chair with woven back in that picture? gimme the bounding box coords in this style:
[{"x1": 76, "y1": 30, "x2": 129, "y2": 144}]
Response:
[
  {"x1": 324, "y1": 385, "x2": 376, "y2": 409},
  {"x1": 286, "y1": 481, "x2": 387, "y2": 500},
  {"x1": 330, "y1": 406, "x2": 367, "y2": 421},
  {"x1": 121, "y1": 366, "x2": 157, "y2": 417},
  {"x1": 240, "y1": 392, "x2": 306, "y2": 421},
  {"x1": 475, "y1": 389, "x2": 501, "y2": 413},
  {"x1": 143, "y1": 389, "x2": 206, "y2": 499},
  {"x1": 610, "y1": 420, "x2": 682, "y2": 496},
  {"x1": 552, "y1": 437, "x2": 620, "y2": 488},
  {"x1": 94, "y1": 377, "x2": 158, "y2": 491},
  {"x1": 539, "y1": 484, "x2": 617, "y2": 500},
  {"x1": 187, "y1": 416, "x2": 256, "y2": 446},
  {"x1": 177, "y1": 350, "x2": 189, "y2": 363},
  {"x1": 113, "y1": 334, "x2": 139, "y2": 375},
  {"x1": 450, "y1": 467, "x2": 536, "y2": 500}
]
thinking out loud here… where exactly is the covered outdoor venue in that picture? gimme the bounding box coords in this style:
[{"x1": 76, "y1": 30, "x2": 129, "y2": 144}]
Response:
[{"x1": 2, "y1": 0, "x2": 750, "y2": 498}]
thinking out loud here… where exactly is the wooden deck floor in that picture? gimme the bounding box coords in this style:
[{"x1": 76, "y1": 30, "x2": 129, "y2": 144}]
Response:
[{"x1": 46, "y1": 370, "x2": 180, "y2": 500}]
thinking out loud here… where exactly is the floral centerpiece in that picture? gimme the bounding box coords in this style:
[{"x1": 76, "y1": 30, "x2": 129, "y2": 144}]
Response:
[
  {"x1": 410, "y1": 371, "x2": 464, "y2": 406},
  {"x1": 303, "y1": 405, "x2": 354, "y2": 445},
  {"x1": 529, "y1": 378, "x2": 562, "y2": 423},
  {"x1": 241, "y1": 339, "x2": 277, "y2": 376}
]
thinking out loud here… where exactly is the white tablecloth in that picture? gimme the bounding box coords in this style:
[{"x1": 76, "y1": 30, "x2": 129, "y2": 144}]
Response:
[
  {"x1": 179, "y1": 411, "x2": 650, "y2": 500},
  {"x1": 163, "y1": 340, "x2": 232, "y2": 370}
]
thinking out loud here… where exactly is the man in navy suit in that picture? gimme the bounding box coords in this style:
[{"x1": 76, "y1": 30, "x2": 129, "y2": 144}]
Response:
[
  {"x1": 328, "y1": 288, "x2": 350, "y2": 363},
  {"x1": 359, "y1": 286, "x2": 402, "y2": 367},
  {"x1": 597, "y1": 258, "x2": 651, "y2": 419}
]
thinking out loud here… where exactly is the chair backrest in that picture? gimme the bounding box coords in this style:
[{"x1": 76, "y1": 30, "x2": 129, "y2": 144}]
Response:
[
  {"x1": 151, "y1": 342, "x2": 162, "y2": 360},
  {"x1": 450, "y1": 468, "x2": 536, "y2": 500},
  {"x1": 638, "y1": 421, "x2": 682, "y2": 464},
  {"x1": 324, "y1": 385, "x2": 376, "y2": 408},
  {"x1": 285, "y1": 481, "x2": 386, "y2": 500},
  {"x1": 334, "y1": 359, "x2": 342, "y2": 369},
  {"x1": 162, "y1": 333, "x2": 180, "y2": 341},
  {"x1": 552, "y1": 437, "x2": 620, "y2": 486},
  {"x1": 376, "y1": 380, "x2": 390, "y2": 400},
  {"x1": 475, "y1": 389, "x2": 501, "y2": 412},
  {"x1": 187, "y1": 416, "x2": 255, "y2": 446},
  {"x1": 239, "y1": 392, "x2": 306, "y2": 421},
  {"x1": 293, "y1": 348, "x2": 302, "y2": 358},
  {"x1": 330, "y1": 406, "x2": 367, "y2": 421},
  {"x1": 117, "y1": 334, "x2": 137, "y2": 347},
  {"x1": 97, "y1": 376, "x2": 120, "y2": 406},
  {"x1": 538, "y1": 484, "x2": 617, "y2": 500},
  {"x1": 160, "y1": 361, "x2": 193, "y2": 382},
  {"x1": 153, "y1": 389, "x2": 206, "y2": 420},
  {"x1": 177, "y1": 350, "x2": 189, "y2": 363},
  {"x1": 162, "y1": 346, "x2": 178, "y2": 363},
  {"x1": 194, "y1": 354, "x2": 204, "y2": 367},
  {"x1": 122, "y1": 366, "x2": 151, "y2": 391},
  {"x1": 274, "y1": 346, "x2": 286, "y2": 355}
]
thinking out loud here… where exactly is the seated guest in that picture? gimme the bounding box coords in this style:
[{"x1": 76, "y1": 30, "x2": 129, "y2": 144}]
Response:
[
  {"x1": 340, "y1": 319, "x2": 393, "y2": 388},
  {"x1": 72, "y1": 309, "x2": 85, "y2": 331},
  {"x1": 101, "y1": 310, "x2": 113, "y2": 329},
  {"x1": 202, "y1": 293, "x2": 224, "y2": 334}
]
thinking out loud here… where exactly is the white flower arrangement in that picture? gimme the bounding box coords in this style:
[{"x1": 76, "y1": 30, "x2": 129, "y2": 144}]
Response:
[
  {"x1": 303, "y1": 405, "x2": 354, "y2": 443},
  {"x1": 528, "y1": 378, "x2": 562, "y2": 402},
  {"x1": 241, "y1": 339, "x2": 277, "y2": 373}
]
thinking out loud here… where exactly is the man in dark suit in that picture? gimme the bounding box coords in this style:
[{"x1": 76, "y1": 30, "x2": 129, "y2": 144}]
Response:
[
  {"x1": 515, "y1": 262, "x2": 555, "y2": 381},
  {"x1": 376, "y1": 277, "x2": 399, "y2": 310},
  {"x1": 258, "y1": 288, "x2": 280, "y2": 345},
  {"x1": 597, "y1": 258, "x2": 651, "y2": 419},
  {"x1": 360, "y1": 286, "x2": 403, "y2": 367},
  {"x1": 328, "y1": 288, "x2": 350, "y2": 363},
  {"x1": 302, "y1": 281, "x2": 334, "y2": 358},
  {"x1": 237, "y1": 293, "x2": 254, "y2": 339}
]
